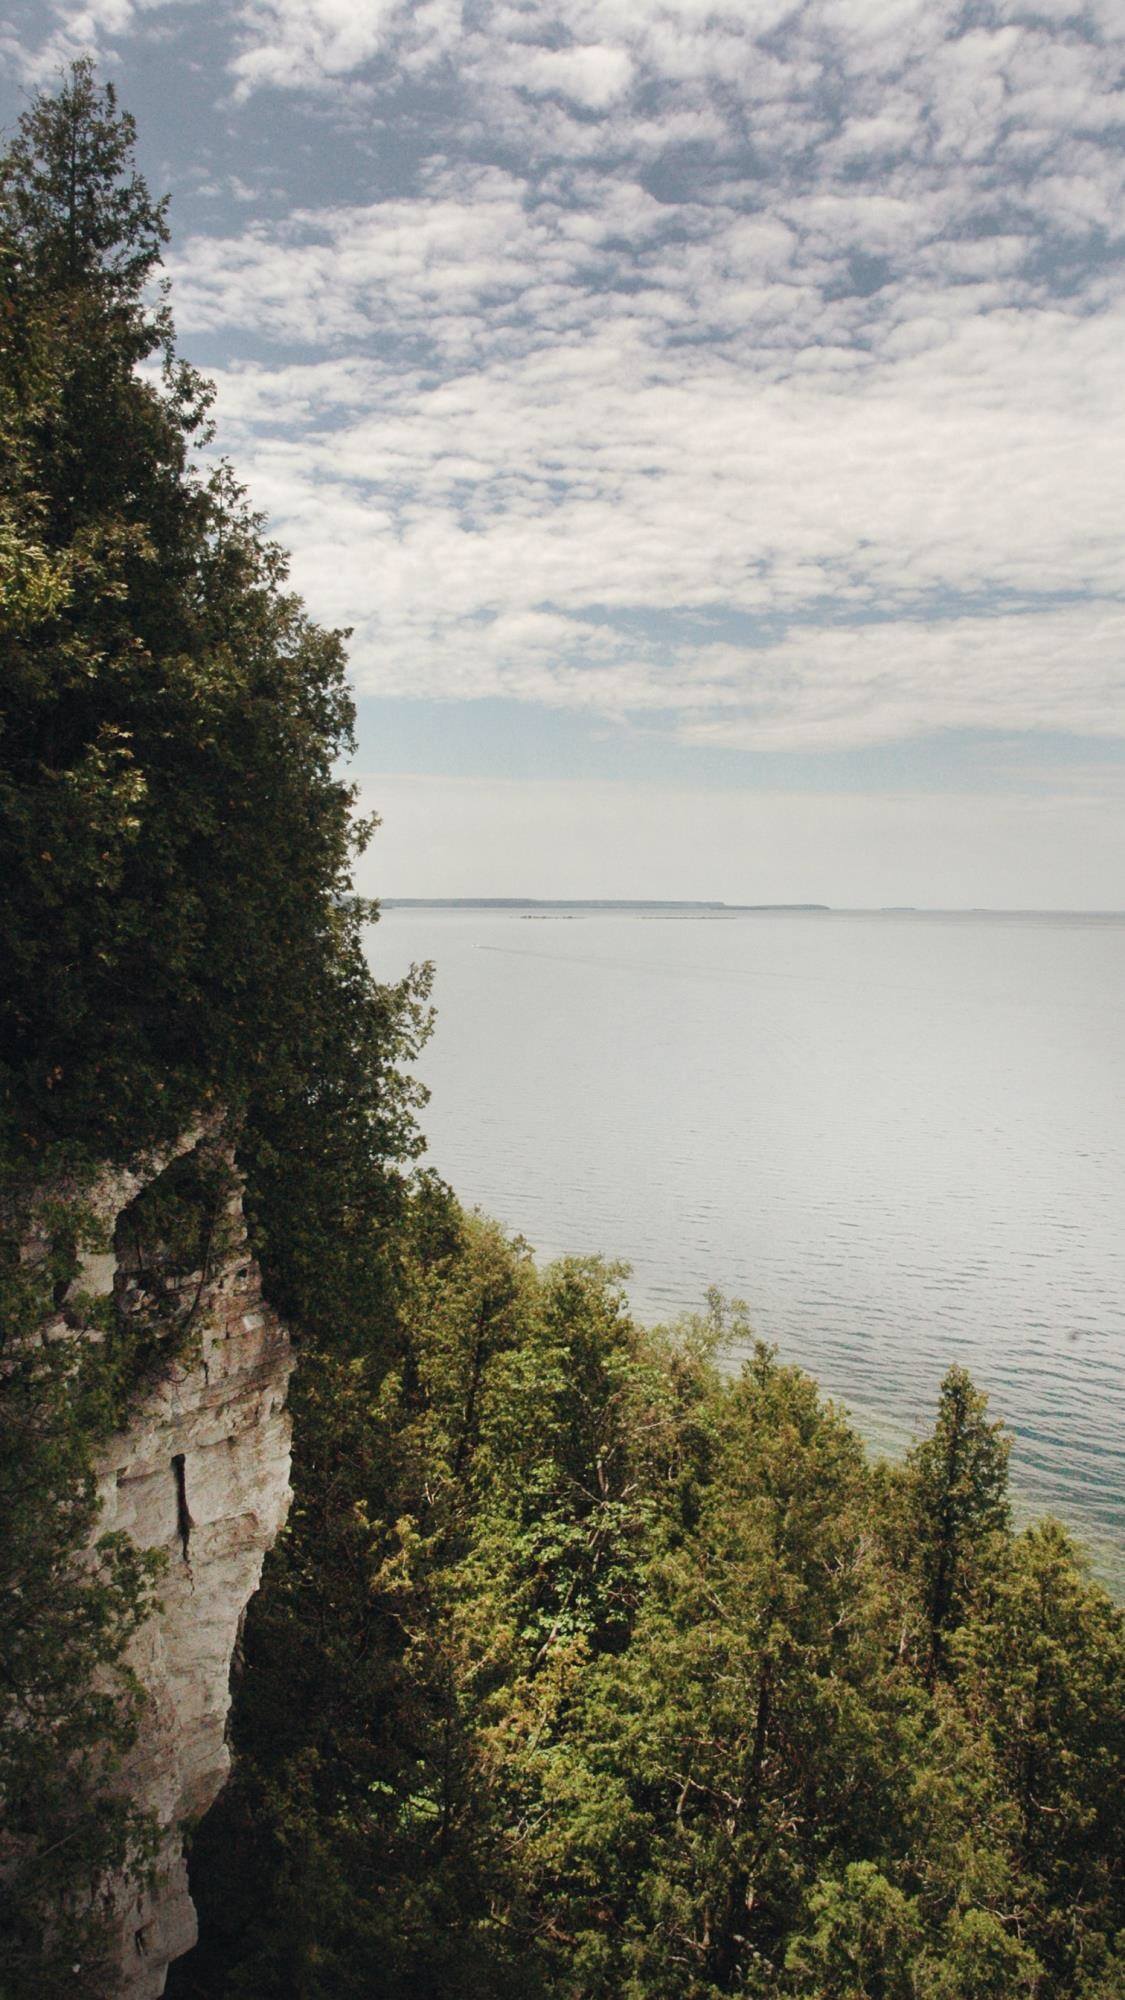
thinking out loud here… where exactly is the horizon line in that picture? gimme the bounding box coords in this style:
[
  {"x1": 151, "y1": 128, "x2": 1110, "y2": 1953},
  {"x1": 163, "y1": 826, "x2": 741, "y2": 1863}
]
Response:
[{"x1": 377, "y1": 898, "x2": 1125, "y2": 916}]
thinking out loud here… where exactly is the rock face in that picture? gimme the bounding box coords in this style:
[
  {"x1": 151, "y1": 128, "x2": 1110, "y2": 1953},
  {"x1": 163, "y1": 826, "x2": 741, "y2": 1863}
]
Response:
[{"x1": 51, "y1": 1121, "x2": 294, "y2": 1997}]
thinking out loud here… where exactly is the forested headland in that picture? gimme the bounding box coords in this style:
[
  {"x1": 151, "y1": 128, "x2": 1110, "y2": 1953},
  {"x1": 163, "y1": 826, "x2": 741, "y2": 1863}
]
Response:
[{"x1": 1, "y1": 69, "x2": 1122, "y2": 2000}]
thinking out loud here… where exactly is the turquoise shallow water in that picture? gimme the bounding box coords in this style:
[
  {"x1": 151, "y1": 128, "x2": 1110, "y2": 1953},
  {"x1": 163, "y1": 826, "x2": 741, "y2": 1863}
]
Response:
[{"x1": 372, "y1": 908, "x2": 1125, "y2": 1592}]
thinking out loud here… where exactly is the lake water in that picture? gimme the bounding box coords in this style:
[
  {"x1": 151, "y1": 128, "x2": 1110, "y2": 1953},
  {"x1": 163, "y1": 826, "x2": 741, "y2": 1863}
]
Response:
[{"x1": 371, "y1": 908, "x2": 1125, "y2": 1591}]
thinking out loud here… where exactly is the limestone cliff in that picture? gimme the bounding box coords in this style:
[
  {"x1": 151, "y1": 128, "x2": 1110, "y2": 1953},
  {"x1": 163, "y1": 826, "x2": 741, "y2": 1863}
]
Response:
[{"x1": 33, "y1": 1121, "x2": 294, "y2": 1997}]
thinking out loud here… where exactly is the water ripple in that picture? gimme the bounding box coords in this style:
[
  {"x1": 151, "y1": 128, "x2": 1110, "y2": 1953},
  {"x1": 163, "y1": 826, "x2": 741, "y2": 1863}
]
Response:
[{"x1": 374, "y1": 909, "x2": 1125, "y2": 1595}]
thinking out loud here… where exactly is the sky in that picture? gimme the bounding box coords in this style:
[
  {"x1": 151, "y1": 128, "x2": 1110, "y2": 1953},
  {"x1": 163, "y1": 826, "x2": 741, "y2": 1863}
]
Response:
[{"x1": 4, "y1": 0, "x2": 1125, "y2": 905}]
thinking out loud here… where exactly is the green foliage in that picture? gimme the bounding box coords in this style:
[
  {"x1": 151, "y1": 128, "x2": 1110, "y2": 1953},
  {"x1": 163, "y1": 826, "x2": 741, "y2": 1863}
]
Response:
[
  {"x1": 0, "y1": 1214, "x2": 165, "y2": 1996},
  {"x1": 179, "y1": 1207, "x2": 700, "y2": 1999},
  {"x1": 951, "y1": 1520, "x2": 1125, "y2": 1992},
  {"x1": 784, "y1": 1863, "x2": 921, "y2": 1999},
  {"x1": 0, "y1": 61, "x2": 428, "y2": 1168},
  {"x1": 177, "y1": 1218, "x2": 1125, "y2": 2000},
  {"x1": 906, "y1": 1365, "x2": 1011, "y2": 1682},
  {"x1": 0, "y1": 62, "x2": 429, "y2": 1990}
]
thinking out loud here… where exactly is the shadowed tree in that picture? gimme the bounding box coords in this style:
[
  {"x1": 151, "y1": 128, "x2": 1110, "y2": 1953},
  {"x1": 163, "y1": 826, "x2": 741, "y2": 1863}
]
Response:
[
  {"x1": 1, "y1": 62, "x2": 429, "y2": 1994},
  {"x1": 907, "y1": 1366, "x2": 1010, "y2": 1682}
]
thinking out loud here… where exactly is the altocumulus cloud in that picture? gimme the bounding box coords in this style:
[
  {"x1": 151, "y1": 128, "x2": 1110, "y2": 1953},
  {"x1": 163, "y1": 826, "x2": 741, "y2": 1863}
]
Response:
[{"x1": 7, "y1": 0, "x2": 1125, "y2": 758}]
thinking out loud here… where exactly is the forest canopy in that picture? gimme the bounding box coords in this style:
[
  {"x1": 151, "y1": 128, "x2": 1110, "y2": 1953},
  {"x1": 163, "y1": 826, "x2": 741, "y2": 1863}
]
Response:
[
  {"x1": 178, "y1": 1227, "x2": 1125, "y2": 2000},
  {"x1": 1, "y1": 65, "x2": 1122, "y2": 2000}
]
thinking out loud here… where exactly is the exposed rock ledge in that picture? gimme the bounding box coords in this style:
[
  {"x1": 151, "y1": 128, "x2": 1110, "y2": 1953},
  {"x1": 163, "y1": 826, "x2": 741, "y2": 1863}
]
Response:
[{"x1": 34, "y1": 1120, "x2": 295, "y2": 1997}]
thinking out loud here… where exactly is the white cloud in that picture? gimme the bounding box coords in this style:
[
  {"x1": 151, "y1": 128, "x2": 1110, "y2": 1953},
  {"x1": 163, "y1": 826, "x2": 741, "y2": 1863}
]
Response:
[
  {"x1": 508, "y1": 42, "x2": 634, "y2": 110},
  {"x1": 174, "y1": 114, "x2": 1125, "y2": 751},
  {"x1": 2, "y1": 0, "x2": 181, "y2": 82},
  {"x1": 14, "y1": 0, "x2": 1124, "y2": 762},
  {"x1": 228, "y1": 0, "x2": 406, "y2": 96}
]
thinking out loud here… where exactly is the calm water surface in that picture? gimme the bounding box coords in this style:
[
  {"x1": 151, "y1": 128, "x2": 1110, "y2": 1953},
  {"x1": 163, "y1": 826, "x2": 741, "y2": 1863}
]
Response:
[{"x1": 372, "y1": 909, "x2": 1125, "y2": 1589}]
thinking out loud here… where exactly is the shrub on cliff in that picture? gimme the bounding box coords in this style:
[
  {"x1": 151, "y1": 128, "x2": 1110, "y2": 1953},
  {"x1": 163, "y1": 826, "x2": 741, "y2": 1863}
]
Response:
[
  {"x1": 0, "y1": 1221, "x2": 166, "y2": 1997},
  {"x1": 0, "y1": 63, "x2": 429, "y2": 1993},
  {"x1": 0, "y1": 60, "x2": 428, "y2": 1180}
]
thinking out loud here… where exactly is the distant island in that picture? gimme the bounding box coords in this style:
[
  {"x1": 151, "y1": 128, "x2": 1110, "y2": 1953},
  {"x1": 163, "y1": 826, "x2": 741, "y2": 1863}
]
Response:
[{"x1": 381, "y1": 898, "x2": 832, "y2": 912}]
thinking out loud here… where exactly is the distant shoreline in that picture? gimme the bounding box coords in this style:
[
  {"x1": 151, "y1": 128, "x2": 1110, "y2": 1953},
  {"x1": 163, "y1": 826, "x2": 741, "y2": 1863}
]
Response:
[
  {"x1": 379, "y1": 899, "x2": 1125, "y2": 918},
  {"x1": 381, "y1": 897, "x2": 830, "y2": 912}
]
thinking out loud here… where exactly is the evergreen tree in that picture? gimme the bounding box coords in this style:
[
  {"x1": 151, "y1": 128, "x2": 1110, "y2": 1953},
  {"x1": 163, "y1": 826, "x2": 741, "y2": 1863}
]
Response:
[
  {"x1": 0, "y1": 63, "x2": 428, "y2": 1992},
  {"x1": 907, "y1": 1366, "x2": 1010, "y2": 1681},
  {"x1": 0, "y1": 60, "x2": 428, "y2": 1170},
  {"x1": 954, "y1": 1520, "x2": 1125, "y2": 1989}
]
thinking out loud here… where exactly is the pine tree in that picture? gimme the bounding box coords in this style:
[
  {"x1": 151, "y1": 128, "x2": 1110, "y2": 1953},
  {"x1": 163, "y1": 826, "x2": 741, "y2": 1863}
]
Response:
[
  {"x1": 954, "y1": 1520, "x2": 1125, "y2": 1988},
  {"x1": 907, "y1": 1366, "x2": 1010, "y2": 1682},
  {"x1": 0, "y1": 63, "x2": 429, "y2": 1992},
  {"x1": 0, "y1": 61, "x2": 428, "y2": 1173}
]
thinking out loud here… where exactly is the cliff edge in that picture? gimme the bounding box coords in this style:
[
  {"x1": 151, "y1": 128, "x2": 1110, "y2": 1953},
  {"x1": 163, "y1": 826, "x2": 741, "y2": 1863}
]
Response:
[{"x1": 25, "y1": 1122, "x2": 294, "y2": 1997}]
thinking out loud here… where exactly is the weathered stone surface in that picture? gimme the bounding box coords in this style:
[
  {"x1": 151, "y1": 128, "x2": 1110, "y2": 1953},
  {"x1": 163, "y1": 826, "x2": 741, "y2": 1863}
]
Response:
[{"x1": 50, "y1": 1126, "x2": 294, "y2": 1998}]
